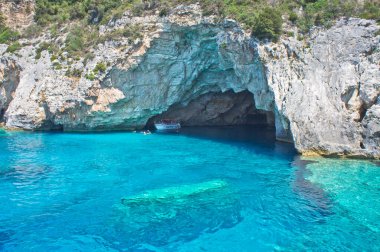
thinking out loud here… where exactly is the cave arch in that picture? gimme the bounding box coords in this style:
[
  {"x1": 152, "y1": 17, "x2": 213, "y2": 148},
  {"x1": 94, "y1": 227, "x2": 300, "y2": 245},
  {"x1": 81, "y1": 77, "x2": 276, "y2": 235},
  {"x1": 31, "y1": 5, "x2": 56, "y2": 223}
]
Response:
[{"x1": 146, "y1": 90, "x2": 275, "y2": 130}]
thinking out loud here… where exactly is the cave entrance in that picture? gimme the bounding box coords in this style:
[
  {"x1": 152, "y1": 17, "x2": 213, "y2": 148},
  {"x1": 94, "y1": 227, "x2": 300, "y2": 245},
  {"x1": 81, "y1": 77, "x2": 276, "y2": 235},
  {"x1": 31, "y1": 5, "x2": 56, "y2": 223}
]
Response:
[{"x1": 146, "y1": 90, "x2": 275, "y2": 130}]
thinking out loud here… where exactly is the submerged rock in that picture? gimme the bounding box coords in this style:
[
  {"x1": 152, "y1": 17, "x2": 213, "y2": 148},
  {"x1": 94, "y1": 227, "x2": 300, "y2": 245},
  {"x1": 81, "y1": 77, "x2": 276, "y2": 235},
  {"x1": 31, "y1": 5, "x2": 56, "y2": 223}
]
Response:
[
  {"x1": 114, "y1": 179, "x2": 241, "y2": 247},
  {"x1": 304, "y1": 157, "x2": 380, "y2": 233},
  {"x1": 121, "y1": 179, "x2": 228, "y2": 206}
]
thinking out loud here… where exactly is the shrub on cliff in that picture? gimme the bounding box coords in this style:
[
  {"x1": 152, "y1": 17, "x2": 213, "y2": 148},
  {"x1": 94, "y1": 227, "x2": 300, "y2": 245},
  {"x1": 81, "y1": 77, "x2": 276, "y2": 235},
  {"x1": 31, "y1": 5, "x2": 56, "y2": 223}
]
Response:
[
  {"x1": 22, "y1": 24, "x2": 44, "y2": 39},
  {"x1": 295, "y1": 0, "x2": 380, "y2": 32},
  {"x1": 200, "y1": 0, "x2": 226, "y2": 16},
  {"x1": 65, "y1": 25, "x2": 100, "y2": 58},
  {"x1": 6, "y1": 42, "x2": 22, "y2": 53},
  {"x1": 289, "y1": 12, "x2": 298, "y2": 24},
  {"x1": 35, "y1": 0, "x2": 124, "y2": 25},
  {"x1": 0, "y1": 28, "x2": 20, "y2": 44},
  {"x1": 65, "y1": 27, "x2": 85, "y2": 54},
  {"x1": 35, "y1": 42, "x2": 59, "y2": 60},
  {"x1": 85, "y1": 72, "x2": 96, "y2": 81},
  {"x1": 360, "y1": 2, "x2": 380, "y2": 22},
  {"x1": 66, "y1": 68, "x2": 82, "y2": 78},
  {"x1": 252, "y1": 7, "x2": 283, "y2": 42},
  {"x1": 94, "y1": 62, "x2": 107, "y2": 74},
  {"x1": 0, "y1": 13, "x2": 19, "y2": 44}
]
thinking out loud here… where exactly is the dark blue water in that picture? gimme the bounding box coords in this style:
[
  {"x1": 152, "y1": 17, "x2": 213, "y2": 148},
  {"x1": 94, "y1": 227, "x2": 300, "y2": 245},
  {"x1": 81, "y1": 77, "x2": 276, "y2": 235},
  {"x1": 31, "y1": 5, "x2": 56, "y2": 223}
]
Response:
[{"x1": 0, "y1": 127, "x2": 379, "y2": 251}]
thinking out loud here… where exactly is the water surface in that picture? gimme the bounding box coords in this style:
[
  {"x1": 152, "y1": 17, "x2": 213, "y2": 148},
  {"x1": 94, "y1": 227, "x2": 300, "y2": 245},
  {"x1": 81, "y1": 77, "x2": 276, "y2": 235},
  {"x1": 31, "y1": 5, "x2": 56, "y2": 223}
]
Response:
[{"x1": 0, "y1": 127, "x2": 379, "y2": 251}]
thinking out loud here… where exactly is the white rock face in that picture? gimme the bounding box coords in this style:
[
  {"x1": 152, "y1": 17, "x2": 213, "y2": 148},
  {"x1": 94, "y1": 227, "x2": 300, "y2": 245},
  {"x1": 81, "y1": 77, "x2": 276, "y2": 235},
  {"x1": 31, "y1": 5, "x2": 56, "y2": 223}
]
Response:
[
  {"x1": 0, "y1": 5, "x2": 379, "y2": 158},
  {"x1": 262, "y1": 18, "x2": 380, "y2": 158}
]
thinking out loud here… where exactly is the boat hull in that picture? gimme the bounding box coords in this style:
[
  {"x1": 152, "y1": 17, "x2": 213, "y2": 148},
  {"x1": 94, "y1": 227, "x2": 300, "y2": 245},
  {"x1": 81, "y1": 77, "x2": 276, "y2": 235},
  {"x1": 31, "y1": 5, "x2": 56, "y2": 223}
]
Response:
[{"x1": 154, "y1": 123, "x2": 181, "y2": 131}]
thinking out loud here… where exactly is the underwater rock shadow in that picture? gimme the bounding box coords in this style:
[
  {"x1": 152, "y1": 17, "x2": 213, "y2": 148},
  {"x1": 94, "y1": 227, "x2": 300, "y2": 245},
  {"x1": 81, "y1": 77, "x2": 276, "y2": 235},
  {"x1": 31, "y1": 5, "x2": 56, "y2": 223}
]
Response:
[
  {"x1": 0, "y1": 227, "x2": 15, "y2": 250},
  {"x1": 292, "y1": 157, "x2": 334, "y2": 218},
  {"x1": 110, "y1": 180, "x2": 243, "y2": 249},
  {"x1": 0, "y1": 164, "x2": 53, "y2": 185}
]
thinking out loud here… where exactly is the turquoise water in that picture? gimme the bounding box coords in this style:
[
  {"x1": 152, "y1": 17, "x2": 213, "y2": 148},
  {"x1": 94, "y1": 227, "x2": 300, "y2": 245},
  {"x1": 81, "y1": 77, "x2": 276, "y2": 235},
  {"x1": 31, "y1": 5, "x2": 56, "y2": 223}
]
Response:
[{"x1": 0, "y1": 127, "x2": 379, "y2": 251}]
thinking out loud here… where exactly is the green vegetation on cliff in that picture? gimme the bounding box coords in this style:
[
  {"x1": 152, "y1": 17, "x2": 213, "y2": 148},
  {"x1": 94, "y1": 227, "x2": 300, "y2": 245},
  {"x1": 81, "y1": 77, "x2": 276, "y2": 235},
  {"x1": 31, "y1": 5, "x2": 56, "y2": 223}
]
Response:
[
  {"x1": 2, "y1": 0, "x2": 379, "y2": 48},
  {"x1": 6, "y1": 42, "x2": 22, "y2": 53},
  {"x1": 34, "y1": 0, "x2": 125, "y2": 26},
  {"x1": 32, "y1": 0, "x2": 379, "y2": 42},
  {"x1": 296, "y1": 0, "x2": 380, "y2": 32},
  {"x1": 0, "y1": 13, "x2": 19, "y2": 44}
]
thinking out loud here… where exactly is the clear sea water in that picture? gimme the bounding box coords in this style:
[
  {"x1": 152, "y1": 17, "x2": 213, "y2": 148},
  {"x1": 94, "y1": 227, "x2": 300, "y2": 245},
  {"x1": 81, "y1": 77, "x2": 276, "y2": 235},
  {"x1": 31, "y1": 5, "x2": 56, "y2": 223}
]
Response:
[{"x1": 0, "y1": 126, "x2": 379, "y2": 251}]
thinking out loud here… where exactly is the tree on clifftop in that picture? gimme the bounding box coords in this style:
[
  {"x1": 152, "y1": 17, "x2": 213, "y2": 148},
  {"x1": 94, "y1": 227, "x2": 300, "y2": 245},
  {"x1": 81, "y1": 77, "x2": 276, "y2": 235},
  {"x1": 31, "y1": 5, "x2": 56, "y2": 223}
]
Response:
[{"x1": 252, "y1": 7, "x2": 283, "y2": 42}]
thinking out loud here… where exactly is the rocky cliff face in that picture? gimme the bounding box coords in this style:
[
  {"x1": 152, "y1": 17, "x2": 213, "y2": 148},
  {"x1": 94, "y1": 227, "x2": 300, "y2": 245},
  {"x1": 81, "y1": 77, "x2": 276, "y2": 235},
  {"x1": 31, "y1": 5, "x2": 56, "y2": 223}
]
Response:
[
  {"x1": 0, "y1": 4, "x2": 379, "y2": 158},
  {"x1": 0, "y1": 58, "x2": 20, "y2": 120},
  {"x1": 262, "y1": 18, "x2": 380, "y2": 158},
  {"x1": 0, "y1": 0, "x2": 35, "y2": 31}
]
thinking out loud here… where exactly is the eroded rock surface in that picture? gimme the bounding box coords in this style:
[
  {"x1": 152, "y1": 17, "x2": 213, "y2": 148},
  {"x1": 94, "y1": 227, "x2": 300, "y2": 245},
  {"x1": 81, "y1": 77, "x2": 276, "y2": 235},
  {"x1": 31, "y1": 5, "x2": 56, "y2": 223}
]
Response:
[
  {"x1": 0, "y1": 4, "x2": 379, "y2": 158},
  {"x1": 262, "y1": 18, "x2": 380, "y2": 157},
  {"x1": 0, "y1": 58, "x2": 20, "y2": 120},
  {"x1": 0, "y1": 0, "x2": 35, "y2": 30}
]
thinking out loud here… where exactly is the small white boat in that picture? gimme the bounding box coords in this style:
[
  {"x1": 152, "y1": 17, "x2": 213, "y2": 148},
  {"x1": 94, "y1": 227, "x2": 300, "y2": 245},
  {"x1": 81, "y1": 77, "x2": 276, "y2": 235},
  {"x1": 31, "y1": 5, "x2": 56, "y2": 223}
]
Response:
[{"x1": 154, "y1": 119, "x2": 181, "y2": 131}]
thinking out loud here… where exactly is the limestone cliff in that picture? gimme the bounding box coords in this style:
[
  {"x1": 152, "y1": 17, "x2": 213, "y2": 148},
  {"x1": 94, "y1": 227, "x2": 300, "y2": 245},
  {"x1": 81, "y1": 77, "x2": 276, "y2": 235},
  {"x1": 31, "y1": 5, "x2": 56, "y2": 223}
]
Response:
[
  {"x1": 0, "y1": 57, "x2": 20, "y2": 119},
  {"x1": 262, "y1": 18, "x2": 380, "y2": 158},
  {"x1": 0, "y1": 4, "x2": 379, "y2": 158}
]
